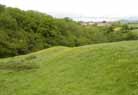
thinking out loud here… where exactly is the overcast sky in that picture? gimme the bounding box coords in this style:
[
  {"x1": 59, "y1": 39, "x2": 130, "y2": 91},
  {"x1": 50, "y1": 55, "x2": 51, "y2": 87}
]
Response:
[{"x1": 1, "y1": 0, "x2": 138, "y2": 21}]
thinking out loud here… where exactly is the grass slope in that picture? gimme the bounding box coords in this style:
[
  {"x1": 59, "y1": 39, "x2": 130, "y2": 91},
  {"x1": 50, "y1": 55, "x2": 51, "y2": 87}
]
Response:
[{"x1": 0, "y1": 41, "x2": 138, "y2": 95}]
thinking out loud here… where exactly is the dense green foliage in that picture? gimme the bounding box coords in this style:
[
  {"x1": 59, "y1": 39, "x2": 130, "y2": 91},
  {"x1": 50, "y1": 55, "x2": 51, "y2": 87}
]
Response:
[
  {"x1": 0, "y1": 41, "x2": 138, "y2": 95},
  {"x1": 0, "y1": 4, "x2": 137, "y2": 57}
]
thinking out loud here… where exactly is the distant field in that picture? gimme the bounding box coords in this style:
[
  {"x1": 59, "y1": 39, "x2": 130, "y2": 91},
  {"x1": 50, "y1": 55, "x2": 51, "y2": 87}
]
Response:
[
  {"x1": 128, "y1": 23, "x2": 138, "y2": 28},
  {"x1": 0, "y1": 41, "x2": 138, "y2": 95},
  {"x1": 128, "y1": 23, "x2": 138, "y2": 38}
]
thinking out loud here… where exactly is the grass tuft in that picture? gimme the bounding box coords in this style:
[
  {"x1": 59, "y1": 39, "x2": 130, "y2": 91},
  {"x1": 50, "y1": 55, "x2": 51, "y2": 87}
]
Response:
[{"x1": 0, "y1": 60, "x2": 39, "y2": 71}]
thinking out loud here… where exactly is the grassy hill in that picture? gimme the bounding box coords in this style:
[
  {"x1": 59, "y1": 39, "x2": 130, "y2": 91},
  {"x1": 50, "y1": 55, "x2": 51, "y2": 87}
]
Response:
[{"x1": 0, "y1": 40, "x2": 138, "y2": 95}]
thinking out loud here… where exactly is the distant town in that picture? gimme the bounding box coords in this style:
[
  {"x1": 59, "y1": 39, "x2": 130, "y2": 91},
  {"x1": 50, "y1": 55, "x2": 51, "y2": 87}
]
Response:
[{"x1": 79, "y1": 21, "x2": 116, "y2": 26}]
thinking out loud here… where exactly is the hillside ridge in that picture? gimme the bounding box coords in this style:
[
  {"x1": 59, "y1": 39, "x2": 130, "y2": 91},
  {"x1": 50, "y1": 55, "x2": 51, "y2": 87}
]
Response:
[{"x1": 0, "y1": 40, "x2": 138, "y2": 95}]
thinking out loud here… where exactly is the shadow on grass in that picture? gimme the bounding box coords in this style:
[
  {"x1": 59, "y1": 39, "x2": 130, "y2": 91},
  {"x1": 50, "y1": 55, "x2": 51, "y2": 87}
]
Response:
[
  {"x1": 0, "y1": 63, "x2": 39, "y2": 71},
  {"x1": 0, "y1": 60, "x2": 39, "y2": 72}
]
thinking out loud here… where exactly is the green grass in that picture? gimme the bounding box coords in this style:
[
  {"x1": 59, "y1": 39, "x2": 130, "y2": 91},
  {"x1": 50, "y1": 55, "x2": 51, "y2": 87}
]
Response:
[
  {"x1": 128, "y1": 23, "x2": 138, "y2": 28},
  {"x1": 0, "y1": 41, "x2": 138, "y2": 95}
]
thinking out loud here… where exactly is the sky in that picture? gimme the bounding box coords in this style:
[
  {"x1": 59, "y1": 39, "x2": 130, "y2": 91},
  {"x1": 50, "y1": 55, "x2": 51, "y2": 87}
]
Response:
[{"x1": 0, "y1": 0, "x2": 138, "y2": 21}]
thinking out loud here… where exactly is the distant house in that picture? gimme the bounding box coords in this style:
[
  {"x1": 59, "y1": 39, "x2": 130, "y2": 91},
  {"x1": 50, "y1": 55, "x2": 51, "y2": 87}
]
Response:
[
  {"x1": 97, "y1": 22, "x2": 112, "y2": 26},
  {"x1": 80, "y1": 21, "x2": 113, "y2": 26},
  {"x1": 79, "y1": 21, "x2": 96, "y2": 26}
]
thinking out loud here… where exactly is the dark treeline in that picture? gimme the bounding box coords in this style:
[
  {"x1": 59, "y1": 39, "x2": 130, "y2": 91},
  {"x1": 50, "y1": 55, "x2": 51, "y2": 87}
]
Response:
[{"x1": 0, "y1": 4, "x2": 137, "y2": 57}]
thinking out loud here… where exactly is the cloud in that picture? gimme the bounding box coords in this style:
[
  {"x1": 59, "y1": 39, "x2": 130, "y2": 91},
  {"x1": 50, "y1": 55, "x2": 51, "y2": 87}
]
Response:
[{"x1": 1, "y1": 0, "x2": 138, "y2": 18}]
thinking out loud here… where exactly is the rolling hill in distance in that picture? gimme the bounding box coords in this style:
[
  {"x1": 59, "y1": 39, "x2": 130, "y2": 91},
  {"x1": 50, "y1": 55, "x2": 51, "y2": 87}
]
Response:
[{"x1": 65, "y1": 16, "x2": 138, "y2": 22}]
